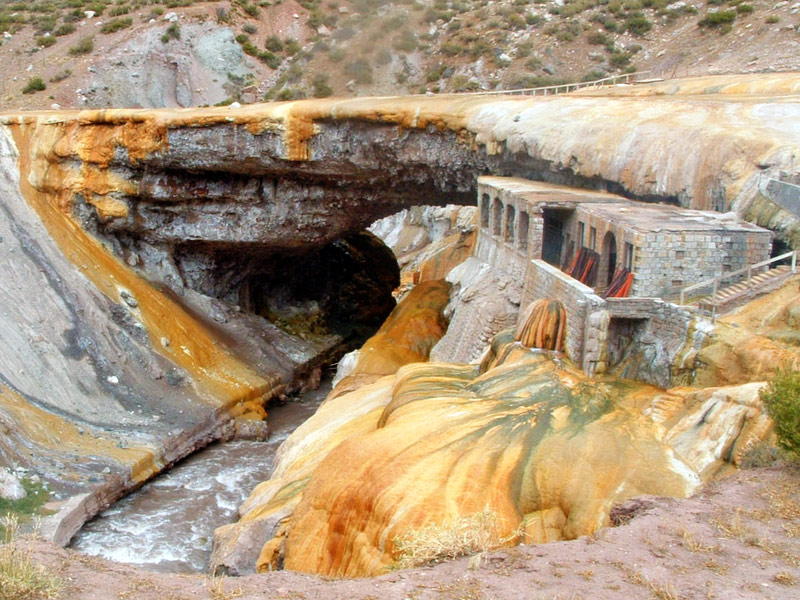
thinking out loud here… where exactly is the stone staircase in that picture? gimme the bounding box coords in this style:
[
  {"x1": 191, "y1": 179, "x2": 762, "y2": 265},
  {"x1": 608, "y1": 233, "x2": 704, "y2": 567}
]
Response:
[
  {"x1": 697, "y1": 265, "x2": 794, "y2": 315},
  {"x1": 679, "y1": 249, "x2": 798, "y2": 318}
]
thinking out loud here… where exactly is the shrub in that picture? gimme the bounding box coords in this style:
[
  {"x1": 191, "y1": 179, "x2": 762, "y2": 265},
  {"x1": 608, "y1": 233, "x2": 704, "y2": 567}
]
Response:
[
  {"x1": 22, "y1": 77, "x2": 46, "y2": 94},
  {"x1": 450, "y1": 74, "x2": 480, "y2": 92},
  {"x1": 100, "y1": 17, "x2": 133, "y2": 34},
  {"x1": 625, "y1": 14, "x2": 652, "y2": 35},
  {"x1": 760, "y1": 368, "x2": 800, "y2": 460},
  {"x1": 441, "y1": 42, "x2": 464, "y2": 56},
  {"x1": 259, "y1": 50, "x2": 281, "y2": 68},
  {"x1": 736, "y1": 3, "x2": 754, "y2": 14},
  {"x1": 69, "y1": 37, "x2": 94, "y2": 55},
  {"x1": 699, "y1": 9, "x2": 736, "y2": 26},
  {"x1": 525, "y1": 56, "x2": 543, "y2": 70},
  {"x1": 329, "y1": 46, "x2": 345, "y2": 62},
  {"x1": 109, "y1": 5, "x2": 130, "y2": 17},
  {"x1": 53, "y1": 23, "x2": 76, "y2": 36},
  {"x1": 49, "y1": 69, "x2": 72, "y2": 83},
  {"x1": 311, "y1": 73, "x2": 334, "y2": 97},
  {"x1": 583, "y1": 69, "x2": 607, "y2": 81},
  {"x1": 766, "y1": 14, "x2": 779, "y2": 23},
  {"x1": 243, "y1": 3, "x2": 260, "y2": 17},
  {"x1": 243, "y1": 23, "x2": 258, "y2": 34},
  {"x1": 276, "y1": 86, "x2": 306, "y2": 100},
  {"x1": 161, "y1": 23, "x2": 180, "y2": 43},
  {"x1": 609, "y1": 51, "x2": 632, "y2": 68},
  {"x1": 426, "y1": 63, "x2": 447, "y2": 81},
  {"x1": 0, "y1": 516, "x2": 61, "y2": 600},
  {"x1": 375, "y1": 47, "x2": 392, "y2": 65},
  {"x1": 284, "y1": 38, "x2": 302, "y2": 55},
  {"x1": 36, "y1": 35, "x2": 56, "y2": 48},
  {"x1": 393, "y1": 29, "x2": 417, "y2": 52},
  {"x1": 587, "y1": 31, "x2": 613, "y2": 46},
  {"x1": 265, "y1": 35, "x2": 284, "y2": 52},
  {"x1": 345, "y1": 59, "x2": 374, "y2": 84}
]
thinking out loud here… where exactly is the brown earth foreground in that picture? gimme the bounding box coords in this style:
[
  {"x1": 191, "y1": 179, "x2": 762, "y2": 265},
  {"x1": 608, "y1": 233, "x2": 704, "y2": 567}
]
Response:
[{"x1": 17, "y1": 465, "x2": 800, "y2": 600}]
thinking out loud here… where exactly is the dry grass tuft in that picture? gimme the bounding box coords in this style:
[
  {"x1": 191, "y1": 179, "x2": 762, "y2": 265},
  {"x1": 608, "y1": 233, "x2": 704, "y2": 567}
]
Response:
[
  {"x1": 393, "y1": 510, "x2": 509, "y2": 569},
  {"x1": 759, "y1": 472, "x2": 800, "y2": 521},
  {"x1": 0, "y1": 515, "x2": 61, "y2": 600},
  {"x1": 679, "y1": 528, "x2": 718, "y2": 554},
  {"x1": 711, "y1": 508, "x2": 800, "y2": 567},
  {"x1": 207, "y1": 575, "x2": 243, "y2": 600},
  {"x1": 773, "y1": 570, "x2": 798, "y2": 586}
]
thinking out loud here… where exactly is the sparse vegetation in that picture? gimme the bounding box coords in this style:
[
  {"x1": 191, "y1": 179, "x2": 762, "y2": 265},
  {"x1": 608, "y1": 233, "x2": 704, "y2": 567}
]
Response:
[
  {"x1": 68, "y1": 36, "x2": 94, "y2": 55},
  {"x1": 21, "y1": 77, "x2": 46, "y2": 94},
  {"x1": 760, "y1": 368, "x2": 800, "y2": 460},
  {"x1": 0, "y1": 516, "x2": 61, "y2": 600},
  {"x1": 393, "y1": 510, "x2": 507, "y2": 568},
  {"x1": 100, "y1": 16, "x2": 133, "y2": 34},
  {"x1": 344, "y1": 58, "x2": 373, "y2": 84},
  {"x1": 53, "y1": 23, "x2": 76, "y2": 37},
  {"x1": 36, "y1": 35, "x2": 56, "y2": 48},
  {"x1": 311, "y1": 73, "x2": 334, "y2": 97},
  {"x1": 161, "y1": 23, "x2": 180, "y2": 43},
  {"x1": 699, "y1": 9, "x2": 736, "y2": 27},
  {"x1": 49, "y1": 69, "x2": 72, "y2": 83}
]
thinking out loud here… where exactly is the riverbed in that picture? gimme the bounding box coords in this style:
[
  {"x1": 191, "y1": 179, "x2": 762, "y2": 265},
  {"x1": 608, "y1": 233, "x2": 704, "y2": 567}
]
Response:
[{"x1": 70, "y1": 381, "x2": 331, "y2": 573}]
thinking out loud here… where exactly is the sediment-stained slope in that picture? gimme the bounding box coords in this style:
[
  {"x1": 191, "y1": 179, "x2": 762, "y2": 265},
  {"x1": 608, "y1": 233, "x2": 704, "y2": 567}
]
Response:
[{"x1": 244, "y1": 324, "x2": 771, "y2": 578}]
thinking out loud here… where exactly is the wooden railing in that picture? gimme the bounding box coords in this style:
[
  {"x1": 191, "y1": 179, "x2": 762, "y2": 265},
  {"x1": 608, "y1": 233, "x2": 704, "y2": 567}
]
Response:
[
  {"x1": 414, "y1": 71, "x2": 652, "y2": 98},
  {"x1": 678, "y1": 250, "x2": 798, "y2": 306}
]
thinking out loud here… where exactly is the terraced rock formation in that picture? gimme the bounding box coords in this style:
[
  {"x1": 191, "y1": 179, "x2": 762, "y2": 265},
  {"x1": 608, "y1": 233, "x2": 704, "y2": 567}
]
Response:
[{"x1": 223, "y1": 294, "x2": 772, "y2": 578}]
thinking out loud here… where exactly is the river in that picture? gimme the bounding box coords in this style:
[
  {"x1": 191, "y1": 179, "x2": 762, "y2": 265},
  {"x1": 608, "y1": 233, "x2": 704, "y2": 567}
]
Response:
[{"x1": 70, "y1": 380, "x2": 331, "y2": 574}]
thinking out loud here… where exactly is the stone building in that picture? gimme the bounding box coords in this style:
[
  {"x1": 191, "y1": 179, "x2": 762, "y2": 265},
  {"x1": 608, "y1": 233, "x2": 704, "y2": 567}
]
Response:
[
  {"x1": 474, "y1": 176, "x2": 774, "y2": 385},
  {"x1": 477, "y1": 176, "x2": 772, "y2": 298}
]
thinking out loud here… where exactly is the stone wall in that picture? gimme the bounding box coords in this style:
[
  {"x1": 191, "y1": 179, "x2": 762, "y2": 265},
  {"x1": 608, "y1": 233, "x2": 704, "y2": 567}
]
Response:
[
  {"x1": 477, "y1": 183, "x2": 542, "y2": 263},
  {"x1": 568, "y1": 206, "x2": 773, "y2": 298},
  {"x1": 606, "y1": 298, "x2": 703, "y2": 388},
  {"x1": 522, "y1": 261, "x2": 703, "y2": 387},
  {"x1": 522, "y1": 260, "x2": 605, "y2": 371}
]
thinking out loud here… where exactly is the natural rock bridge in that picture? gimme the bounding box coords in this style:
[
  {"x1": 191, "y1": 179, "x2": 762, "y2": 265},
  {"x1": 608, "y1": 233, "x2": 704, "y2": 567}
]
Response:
[{"x1": 1, "y1": 73, "x2": 799, "y2": 544}]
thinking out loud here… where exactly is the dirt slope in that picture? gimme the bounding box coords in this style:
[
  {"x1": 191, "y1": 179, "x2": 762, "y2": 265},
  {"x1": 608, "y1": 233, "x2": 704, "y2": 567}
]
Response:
[
  {"x1": 0, "y1": 0, "x2": 798, "y2": 110},
  {"x1": 15, "y1": 465, "x2": 799, "y2": 599}
]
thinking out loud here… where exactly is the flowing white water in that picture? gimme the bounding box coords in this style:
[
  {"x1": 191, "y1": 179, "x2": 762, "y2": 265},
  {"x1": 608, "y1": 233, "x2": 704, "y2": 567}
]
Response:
[{"x1": 70, "y1": 381, "x2": 330, "y2": 573}]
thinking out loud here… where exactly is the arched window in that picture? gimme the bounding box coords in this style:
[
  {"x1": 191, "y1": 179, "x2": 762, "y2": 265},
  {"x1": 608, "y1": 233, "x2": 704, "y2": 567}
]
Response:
[
  {"x1": 505, "y1": 204, "x2": 516, "y2": 242},
  {"x1": 492, "y1": 198, "x2": 502, "y2": 236},
  {"x1": 480, "y1": 194, "x2": 490, "y2": 228},
  {"x1": 519, "y1": 211, "x2": 529, "y2": 251}
]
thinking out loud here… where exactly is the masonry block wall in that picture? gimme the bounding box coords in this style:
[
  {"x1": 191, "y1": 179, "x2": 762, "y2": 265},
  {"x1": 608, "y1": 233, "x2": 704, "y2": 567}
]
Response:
[
  {"x1": 569, "y1": 205, "x2": 773, "y2": 298},
  {"x1": 522, "y1": 260, "x2": 605, "y2": 367},
  {"x1": 476, "y1": 186, "x2": 542, "y2": 282}
]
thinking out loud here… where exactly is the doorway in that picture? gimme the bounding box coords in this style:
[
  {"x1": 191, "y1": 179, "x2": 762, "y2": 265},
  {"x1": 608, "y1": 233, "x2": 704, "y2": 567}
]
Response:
[{"x1": 603, "y1": 232, "x2": 617, "y2": 285}]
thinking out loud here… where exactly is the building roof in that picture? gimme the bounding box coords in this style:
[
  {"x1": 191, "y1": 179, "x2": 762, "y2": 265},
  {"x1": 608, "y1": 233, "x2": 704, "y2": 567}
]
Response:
[
  {"x1": 577, "y1": 202, "x2": 770, "y2": 234},
  {"x1": 478, "y1": 176, "x2": 630, "y2": 208},
  {"x1": 478, "y1": 176, "x2": 770, "y2": 235}
]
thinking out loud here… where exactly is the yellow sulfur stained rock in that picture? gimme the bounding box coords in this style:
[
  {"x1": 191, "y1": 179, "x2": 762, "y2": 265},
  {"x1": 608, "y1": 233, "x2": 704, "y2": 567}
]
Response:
[
  {"x1": 243, "y1": 299, "x2": 774, "y2": 578},
  {"x1": 329, "y1": 280, "x2": 452, "y2": 399}
]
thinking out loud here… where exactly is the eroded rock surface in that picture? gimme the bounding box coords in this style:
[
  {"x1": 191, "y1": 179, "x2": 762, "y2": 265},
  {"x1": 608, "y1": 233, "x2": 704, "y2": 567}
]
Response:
[
  {"x1": 0, "y1": 73, "x2": 797, "y2": 552},
  {"x1": 235, "y1": 301, "x2": 771, "y2": 578}
]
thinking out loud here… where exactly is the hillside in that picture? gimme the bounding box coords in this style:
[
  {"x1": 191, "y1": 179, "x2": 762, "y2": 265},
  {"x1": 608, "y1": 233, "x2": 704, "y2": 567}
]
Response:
[{"x1": 0, "y1": 0, "x2": 798, "y2": 110}]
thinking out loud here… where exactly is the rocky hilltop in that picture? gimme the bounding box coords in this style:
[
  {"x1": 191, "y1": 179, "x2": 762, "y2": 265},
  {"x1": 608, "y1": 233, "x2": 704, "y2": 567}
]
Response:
[
  {"x1": 1, "y1": 0, "x2": 800, "y2": 110},
  {"x1": 0, "y1": 73, "x2": 798, "y2": 578}
]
